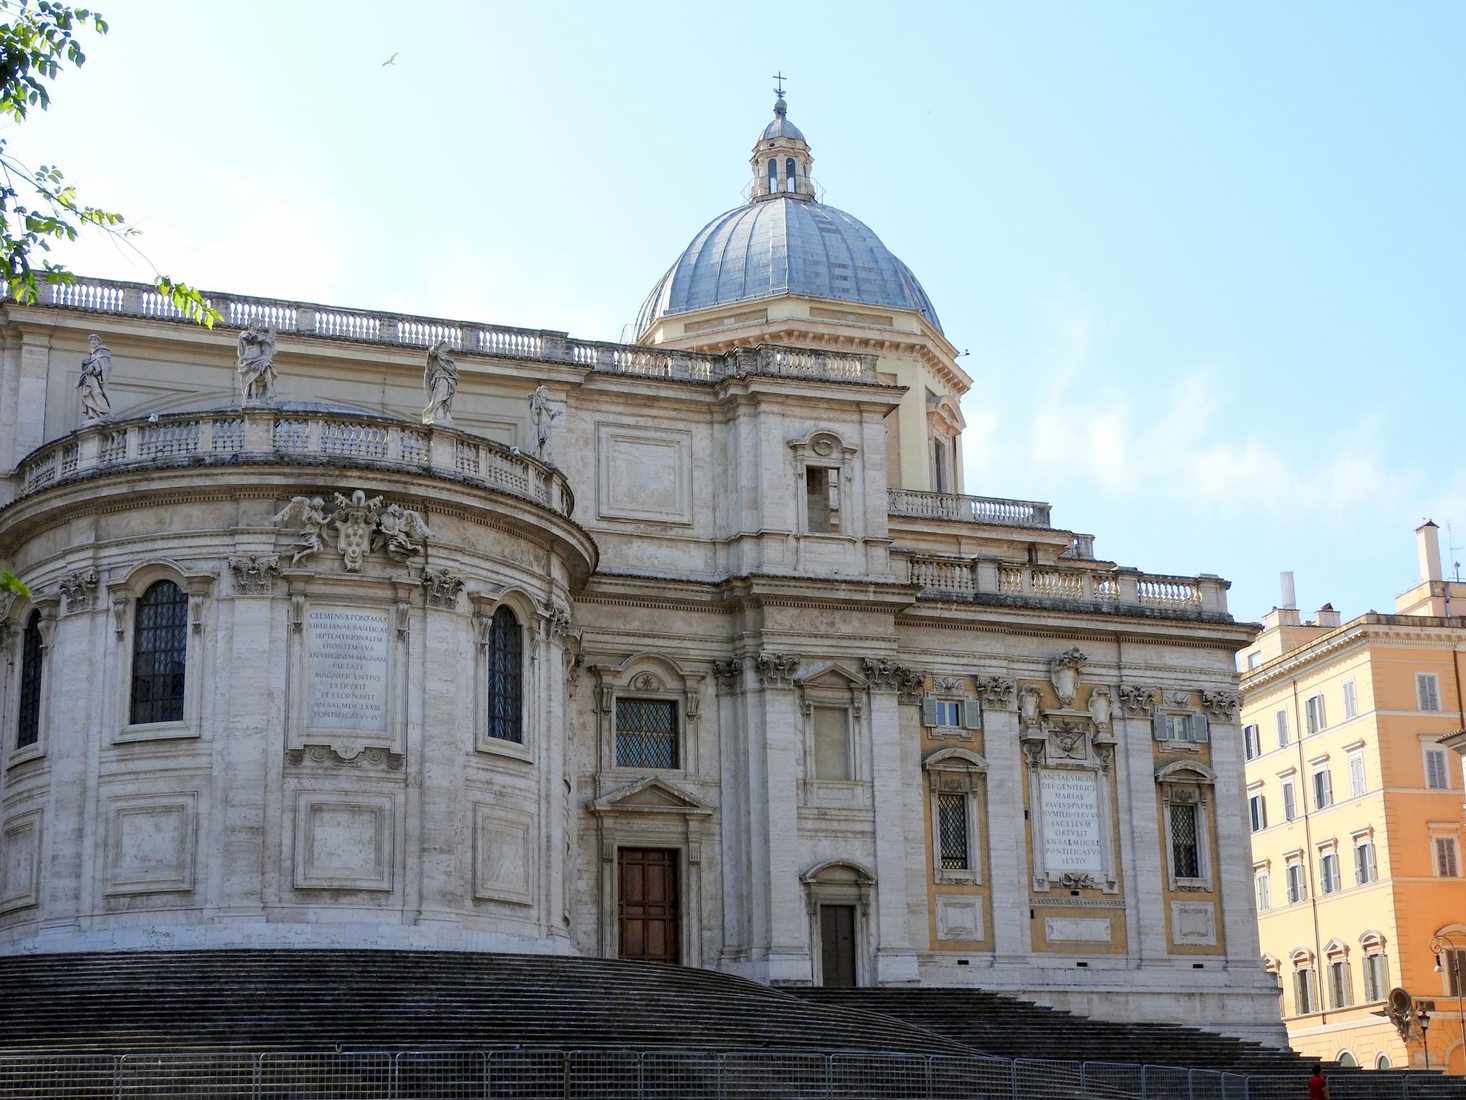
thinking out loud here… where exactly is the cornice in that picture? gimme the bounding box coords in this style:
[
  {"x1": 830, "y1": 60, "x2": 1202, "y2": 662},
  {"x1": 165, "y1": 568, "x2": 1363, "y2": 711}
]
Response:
[{"x1": 1242, "y1": 617, "x2": 1466, "y2": 690}]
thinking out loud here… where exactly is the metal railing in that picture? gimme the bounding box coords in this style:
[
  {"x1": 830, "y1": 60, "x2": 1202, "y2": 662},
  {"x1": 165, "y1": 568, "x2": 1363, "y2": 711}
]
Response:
[
  {"x1": 27, "y1": 277, "x2": 882, "y2": 386},
  {"x1": 13, "y1": 409, "x2": 576, "y2": 517},
  {"x1": 0, "y1": 1049, "x2": 1454, "y2": 1100}
]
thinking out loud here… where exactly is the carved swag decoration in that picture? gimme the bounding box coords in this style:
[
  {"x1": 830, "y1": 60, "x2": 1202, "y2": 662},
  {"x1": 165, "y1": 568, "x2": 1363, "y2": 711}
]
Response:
[{"x1": 274, "y1": 490, "x2": 433, "y2": 573}]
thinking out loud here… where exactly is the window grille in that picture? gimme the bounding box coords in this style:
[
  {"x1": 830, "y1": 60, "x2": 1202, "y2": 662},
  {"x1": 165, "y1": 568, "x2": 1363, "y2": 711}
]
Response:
[
  {"x1": 615, "y1": 698, "x2": 678, "y2": 769},
  {"x1": 16, "y1": 612, "x2": 43, "y2": 748},
  {"x1": 937, "y1": 793, "x2": 969, "y2": 870},
  {"x1": 130, "y1": 581, "x2": 188, "y2": 725},
  {"x1": 486, "y1": 606, "x2": 522, "y2": 743},
  {"x1": 1169, "y1": 802, "x2": 1200, "y2": 879}
]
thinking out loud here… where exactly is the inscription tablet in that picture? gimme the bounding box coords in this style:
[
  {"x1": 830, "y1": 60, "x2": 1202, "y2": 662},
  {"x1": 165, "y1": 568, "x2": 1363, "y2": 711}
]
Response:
[{"x1": 308, "y1": 607, "x2": 390, "y2": 732}]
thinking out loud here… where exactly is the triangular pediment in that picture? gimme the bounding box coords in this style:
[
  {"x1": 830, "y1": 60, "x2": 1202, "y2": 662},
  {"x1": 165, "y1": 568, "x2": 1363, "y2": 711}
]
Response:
[{"x1": 591, "y1": 776, "x2": 714, "y2": 817}]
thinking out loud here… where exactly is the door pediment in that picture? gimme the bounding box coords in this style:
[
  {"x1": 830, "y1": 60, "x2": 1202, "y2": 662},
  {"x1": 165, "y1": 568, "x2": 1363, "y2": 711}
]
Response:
[{"x1": 592, "y1": 776, "x2": 714, "y2": 817}]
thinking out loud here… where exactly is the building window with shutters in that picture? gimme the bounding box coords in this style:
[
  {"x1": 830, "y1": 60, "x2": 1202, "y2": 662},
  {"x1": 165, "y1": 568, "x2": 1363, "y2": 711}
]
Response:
[
  {"x1": 1282, "y1": 778, "x2": 1298, "y2": 822},
  {"x1": 1311, "y1": 764, "x2": 1333, "y2": 810},
  {"x1": 129, "y1": 580, "x2": 189, "y2": 726},
  {"x1": 1293, "y1": 962, "x2": 1316, "y2": 1015},
  {"x1": 924, "y1": 747, "x2": 986, "y2": 884},
  {"x1": 1254, "y1": 866, "x2": 1271, "y2": 911},
  {"x1": 15, "y1": 611, "x2": 44, "y2": 750},
  {"x1": 1424, "y1": 746, "x2": 1450, "y2": 790},
  {"x1": 1354, "y1": 837, "x2": 1377, "y2": 884},
  {"x1": 1342, "y1": 678, "x2": 1358, "y2": 719},
  {"x1": 1319, "y1": 850, "x2": 1341, "y2": 894},
  {"x1": 615, "y1": 698, "x2": 679, "y2": 769},
  {"x1": 1243, "y1": 723, "x2": 1260, "y2": 760},
  {"x1": 1348, "y1": 748, "x2": 1366, "y2": 798},
  {"x1": 1286, "y1": 859, "x2": 1307, "y2": 904},
  {"x1": 1417, "y1": 672, "x2": 1441, "y2": 712},
  {"x1": 1157, "y1": 762, "x2": 1214, "y2": 891},
  {"x1": 1249, "y1": 791, "x2": 1267, "y2": 832},
  {"x1": 1304, "y1": 694, "x2": 1327, "y2": 735},
  {"x1": 1433, "y1": 835, "x2": 1461, "y2": 878},
  {"x1": 921, "y1": 693, "x2": 980, "y2": 741},
  {"x1": 1361, "y1": 948, "x2": 1388, "y2": 1002},
  {"x1": 1276, "y1": 708, "x2": 1290, "y2": 748},
  {"x1": 1327, "y1": 951, "x2": 1352, "y2": 1009},
  {"x1": 1152, "y1": 710, "x2": 1209, "y2": 748}
]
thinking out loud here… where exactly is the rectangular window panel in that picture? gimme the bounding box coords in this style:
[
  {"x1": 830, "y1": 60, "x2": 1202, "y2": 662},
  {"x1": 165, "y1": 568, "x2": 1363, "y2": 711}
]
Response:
[
  {"x1": 805, "y1": 466, "x2": 838, "y2": 533},
  {"x1": 1349, "y1": 752, "x2": 1366, "y2": 798},
  {"x1": 1446, "y1": 949, "x2": 1466, "y2": 997},
  {"x1": 812, "y1": 706, "x2": 852, "y2": 781},
  {"x1": 1276, "y1": 709, "x2": 1290, "y2": 748},
  {"x1": 1425, "y1": 747, "x2": 1450, "y2": 790},
  {"x1": 1294, "y1": 969, "x2": 1313, "y2": 1014},
  {"x1": 1343, "y1": 679, "x2": 1358, "y2": 719},
  {"x1": 937, "y1": 792, "x2": 969, "y2": 870},
  {"x1": 614, "y1": 698, "x2": 679, "y2": 769},
  {"x1": 1254, "y1": 870, "x2": 1270, "y2": 911},
  {"x1": 1363, "y1": 954, "x2": 1386, "y2": 1002},
  {"x1": 1435, "y1": 836, "x2": 1460, "y2": 878},
  {"x1": 1243, "y1": 724, "x2": 1260, "y2": 760},
  {"x1": 1304, "y1": 695, "x2": 1326, "y2": 734},
  {"x1": 1319, "y1": 853, "x2": 1340, "y2": 894},
  {"x1": 1312, "y1": 768, "x2": 1332, "y2": 810},
  {"x1": 1286, "y1": 863, "x2": 1306, "y2": 904},
  {"x1": 1283, "y1": 782, "x2": 1297, "y2": 822},
  {"x1": 1417, "y1": 672, "x2": 1441, "y2": 712},
  {"x1": 1355, "y1": 841, "x2": 1376, "y2": 884},
  {"x1": 1329, "y1": 960, "x2": 1350, "y2": 1008},
  {"x1": 1169, "y1": 802, "x2": 1200, "y2": 879},
  {"x1": 1249, "y1": 794, "x2": 1266, "y2": 832},
  {"x1": 933, "y1": 699, "x2": 962, "y2": 728}
]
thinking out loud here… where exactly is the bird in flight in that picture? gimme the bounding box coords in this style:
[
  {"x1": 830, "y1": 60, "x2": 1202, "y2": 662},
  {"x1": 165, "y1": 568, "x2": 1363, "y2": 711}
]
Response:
[{"x1": 382, "y1": 52, "x2": 398, "y2": 66}]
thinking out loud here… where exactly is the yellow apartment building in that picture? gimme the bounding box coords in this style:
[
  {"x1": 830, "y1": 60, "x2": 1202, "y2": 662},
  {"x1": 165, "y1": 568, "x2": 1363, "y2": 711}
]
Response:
[{"x1": 1239, "y1": 522, "x2": 1466, "y2": 1072}]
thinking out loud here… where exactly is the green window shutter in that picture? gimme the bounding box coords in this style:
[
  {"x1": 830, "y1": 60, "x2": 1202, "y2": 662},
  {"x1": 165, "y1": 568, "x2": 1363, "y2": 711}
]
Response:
[
  {"x1": 1152, "y1": 712, "x2": 1167, "y2": 741},
  {"x1": 961, "y1": 699, "x2": 982, "y2": 730},
  {"x1": 921, "y1": 697, "x2": 938, "y2": 727},
  {"x1": 1191, "y1": 714, "x2": 1210, "y2": 743}
]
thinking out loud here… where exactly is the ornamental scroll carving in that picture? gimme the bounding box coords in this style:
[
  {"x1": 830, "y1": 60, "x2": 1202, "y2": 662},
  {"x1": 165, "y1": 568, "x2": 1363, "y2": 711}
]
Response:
[
  {"x1": 228, "y1": 556, "x2": 280, "y2": 596},
  {"x1": 711, "y1": 659, "x2": 742, "y2": 694},
  {"x1": 1200, "y1": 688, "x2": 1240, "y2": 719},
  {"x1": 1118, "y1": 685, "x2": 1156, "y2": 717},
  {"x1": 58, "y1": 569, "x2": 98, "y2": 612},
  {"x1": 285, "y1": 744, "x2": 404, "y2": 771},
  {"x1": 273, "y1": 490, "x2": 433, "y2": 573},
  {"x1": 1050, "y1": 647, "x2": 1087, "y2": 706},
  {"x1": 974, "y1": 675, "x2": 1016, "y2": 709},
  {"x1": 540, "y1": 600, "x2": 572, "y2": 638},
  {"x1": 421, "y1": 569, "x2": 465, "y2": 610},
  {"x1": 754, "y1": 652, "x2": 800, "y2": 687},
  {"x1": 861, "y1": 657, "x2": 923, "y2": 702}
]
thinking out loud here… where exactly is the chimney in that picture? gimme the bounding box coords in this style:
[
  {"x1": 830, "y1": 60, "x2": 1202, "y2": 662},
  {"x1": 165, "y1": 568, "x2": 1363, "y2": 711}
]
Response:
[
  {"x1": 1314, "y1": 603, "x2": 1340, "y2": 629},
  {"x1": 1280, "y1": 571, "x2": 1297, "y2": 609},
  {"x1": 1417, "y1": 520, "x2": 1443, "y2": 584}
]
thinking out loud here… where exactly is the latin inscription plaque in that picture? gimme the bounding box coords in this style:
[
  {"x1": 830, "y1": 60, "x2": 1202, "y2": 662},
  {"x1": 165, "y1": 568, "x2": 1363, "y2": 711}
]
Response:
[
  {"x1": 1038, "y1": 769, "x2": 1103, "y2": 874},
  {"x1": 308, "y1": 608, "x2": 390, "y2": 732}
]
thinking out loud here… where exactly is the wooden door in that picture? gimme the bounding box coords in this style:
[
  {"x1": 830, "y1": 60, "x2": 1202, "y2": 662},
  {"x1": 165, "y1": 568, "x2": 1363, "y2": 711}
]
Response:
[
  {"x1": 618, "y1": 848, "x2": 680, "y2": 965},
  {"x1": 819, "y1": 904, "x2": 857, "y2": 987}
]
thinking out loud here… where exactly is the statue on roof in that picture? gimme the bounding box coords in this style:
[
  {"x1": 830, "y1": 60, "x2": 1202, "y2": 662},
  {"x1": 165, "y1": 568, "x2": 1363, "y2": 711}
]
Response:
[
  {"x1": 78, "y1": 334, "x2": 111, "y2": 423},
  {"x1": 421, "y1": 339, "x2": 458, "y2": 425},
  {"x1": 528, "y1": 384, "x2": 561, "y2": 463},
  {"x1": 237, "y1": 322, "x2": 278, "y2": 406}
]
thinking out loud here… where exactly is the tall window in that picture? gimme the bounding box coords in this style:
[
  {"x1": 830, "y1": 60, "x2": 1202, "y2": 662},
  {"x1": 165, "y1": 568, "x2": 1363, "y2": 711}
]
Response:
[
  {"x1": 811, "y1": 706, "x2": 852, "y2": 780},
  {"x1": 1282, "y1": 780, "x2": 1298, "y2": 822},
  {"x1": 15, "y1": 611, "x2": 43, "y2": 749},
  {"x1": 1417, "y1": 672, "x2": 1441, "y2": 712},
  {"x1": 1286, "y1": 862, "x2": 1306, "y2": 904},
  {"x1": 485, "y1": 606, "x2": 522, "y2": 743},
  {"x1": 1249, "y1": 793, "x2": 1267, "y2": 832},
  {"x1": 805, "y1": 467, "x2": 838, "y2": 533},
  {"x1": 1342, "y1": 679, "x2": 1358, "y2": 719},
  {"x1": 1328, "y1": 959, "x2": 1351, "y2": 1008},
  {"x1": 1434, "y1": 836, "x2": 1461, "y2": 879},
  {"x1": 1169, "y1": 802, "x2": 1201, "y2": 879},
  {"x1": 1243, "y1": 724, "x2": 1261, "y2": 760},
  {"x1": 1425, "y1": 747, "x2": 1450, "y2": 790},
  {"x1": 1254, "y1": 868, "x2": 1271, "y2": 911},
  {"x1": 1294, "y1": 967, "x2": 1315, "y2": 1014},
  {"x1": 1276, "y1": 709, "x2": 1290, "y2": 748},
  {"x1": 615, "y1": 698, "x2": 678, "y2": 769},
  {"x1": 130, "y1": 580, "x2": 188, "y2": 725},
  {"x1": 1319, "y1": 852, "x2": 1341, "y2": 894},
  {"x1": 1362, "y1": 953, "x2": 1387, "y2": 1002},
  {"x1": 1304, "y1": 694, "x2": 1326, "y2": 734},
  {"x1": 1354, "y1": 839, "x2": 1377, "y2": 884},
  {"x1": 937, "y1": 792, "x2": 969, "y2": 870},
  {"x1": 1444, "y1": 948, "x2": 1466, "y2": 996},
  {"x1": 1312, "y1": 766, "x2": 1333, "y2": 810},
  {"x1": 1349, "y1": 750, "x2": 1366, "y2": 798}
]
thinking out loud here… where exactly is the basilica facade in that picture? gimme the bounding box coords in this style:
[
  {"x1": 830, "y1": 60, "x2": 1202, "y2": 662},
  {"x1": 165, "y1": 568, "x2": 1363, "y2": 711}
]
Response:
[{"x1": 0, "y1": 98, "x2": 1283, "y2": 1041}]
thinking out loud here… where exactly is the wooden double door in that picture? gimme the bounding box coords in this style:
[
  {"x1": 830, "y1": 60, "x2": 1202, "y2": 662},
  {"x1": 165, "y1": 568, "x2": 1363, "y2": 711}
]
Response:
[
  {"x1": 818, "y1": 904, "x2": 858, "y2": 987},
  {"x1": 617, "y1": 848, "x2": 680, "y2": 965}
]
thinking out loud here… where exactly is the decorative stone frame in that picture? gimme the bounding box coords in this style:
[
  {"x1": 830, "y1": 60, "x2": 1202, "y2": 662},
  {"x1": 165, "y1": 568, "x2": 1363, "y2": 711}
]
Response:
[
  {"x1": 795, "y1": 662, "x2": 866, "y2": 797},
  {"x1": 106, "y1": 560, "x2": 215, "y2": 745},
  {"x1": 592, "y1": 653, "x2": 704, "y2": 777},
  {"x1": 1289, "y1": 946, "x2": 1318, "y2": 1016},
  {"x1": 0, "y1": 592, "x2": 57, "y2": 767},
  {"x1": 800, "y1": 859, "x2": 875, "y2": 988},
  {"x1": 1156, "y1": 760, "x2": 1216, "y2": 892},
  {"x1": 0, "y1": 807, "x2": 42, "y2": 913},
  {"x1": 590, "y1": 776, "x2": 714, "y2": 968},
  {"x1": 788, "y1": 429, "x2": 858, "y2": 538},
  {"x1": 920, "y1": 677, "x2": 981, "y2": 741},
  {"x1": 1323, "y1": 937, "x2": 1352, "y2": 1009},
  {"x1": 1023, "y1": 701, "x2": 1119, "y2": 894},
  {"x1": 470, "y1": 588, "x2": 539, "y2": 763},
  {"x1": 281, "y1": 572, "x2": 414, "y2": 760},
  {"x1": 924, "y1": 747, "x2": 987, "y2": 884}
]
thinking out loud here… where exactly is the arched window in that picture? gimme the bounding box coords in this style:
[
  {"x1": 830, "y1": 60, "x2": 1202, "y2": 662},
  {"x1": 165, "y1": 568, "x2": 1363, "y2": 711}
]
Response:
[
  {"x1": 486, "y1": 605, "x2": 522, "y2": 743},
  {"x1": 130, "y1": 580, "x2": 188, "y2": 725},
  {"x1": 16, "y1": 611, "x2": 43, "y2": 748},
  {"x1": 785, "y1": 157, "x2": 796, "y2": 193},
  {"x1": 767, "y1": 158, "x2": 777, "y2": 195}
]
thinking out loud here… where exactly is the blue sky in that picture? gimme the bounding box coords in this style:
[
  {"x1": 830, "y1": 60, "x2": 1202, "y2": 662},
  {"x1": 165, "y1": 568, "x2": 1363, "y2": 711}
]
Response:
[{"x1": 14, "y1": 0, "x2": 1465, "y2": 624}]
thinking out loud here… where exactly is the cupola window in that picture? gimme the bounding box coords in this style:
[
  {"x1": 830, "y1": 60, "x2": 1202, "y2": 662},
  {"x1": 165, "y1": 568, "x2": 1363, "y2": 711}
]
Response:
[{"x1": 785, "y1": 157, "x2": 797, "y2": 193}]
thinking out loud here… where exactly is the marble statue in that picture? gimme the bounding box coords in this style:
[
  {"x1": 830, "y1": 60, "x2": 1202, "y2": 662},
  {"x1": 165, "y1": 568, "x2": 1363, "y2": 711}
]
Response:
[
  {"x1": 237, "y1": 323, "x2": 278, "y2": 405},
  {"x1": 528, "y1": 384, "x2": 560, "y2": 460},
  {"x1": 78, "y1": 334, "x2": 111, "y2": 422},
  {"x1": 272, "y1": 495, "x2": 329, "y2": 565},
  {"x1": 421, "y1": 340, "x2": 458, "y2": 425},
  {"x1": 377, "y1": 502, "x2": 433, "y2": 558}
]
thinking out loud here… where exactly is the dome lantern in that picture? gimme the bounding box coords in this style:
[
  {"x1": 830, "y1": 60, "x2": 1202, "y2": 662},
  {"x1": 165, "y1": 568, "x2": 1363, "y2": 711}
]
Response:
[{"x1": 751, "y1": 93, "x2": 814, "y2": 201}]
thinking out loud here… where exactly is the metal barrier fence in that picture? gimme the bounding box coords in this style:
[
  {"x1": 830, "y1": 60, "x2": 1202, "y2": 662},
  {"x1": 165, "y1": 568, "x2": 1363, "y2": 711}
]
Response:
[{"x1": 0, "y1": 1049, "x2": 1455, "y2": 1100}]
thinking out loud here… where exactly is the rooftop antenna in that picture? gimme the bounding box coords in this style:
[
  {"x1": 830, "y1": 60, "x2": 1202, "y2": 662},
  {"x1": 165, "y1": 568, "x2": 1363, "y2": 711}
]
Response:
[{"x1": 1449, "y1": 520, "x2": 1464, "y2": 582}]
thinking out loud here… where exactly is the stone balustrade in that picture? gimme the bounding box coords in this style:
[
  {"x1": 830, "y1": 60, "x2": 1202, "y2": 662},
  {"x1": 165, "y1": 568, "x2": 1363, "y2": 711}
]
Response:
[
  {"x1": 35, "y1": 278, "x2": 879, "y2": 385},
  {"x1": 15, "y1": 409, "x2": 574, "y2": 516},
  {"x1": 887, "y1": 488, "x2": 1053, "y2": 528},
  {"x1": 901, "y1": 553, "x2": 1230, "y2": 617}
]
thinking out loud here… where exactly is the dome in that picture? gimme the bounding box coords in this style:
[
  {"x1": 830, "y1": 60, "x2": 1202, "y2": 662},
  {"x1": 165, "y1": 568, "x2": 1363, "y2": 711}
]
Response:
[
  {"x1": 761, "y1": 97, "x2": 805, "y2": 141},
  {"x1": 636, "y1": 196, "x2": 943, "y2": 337}
]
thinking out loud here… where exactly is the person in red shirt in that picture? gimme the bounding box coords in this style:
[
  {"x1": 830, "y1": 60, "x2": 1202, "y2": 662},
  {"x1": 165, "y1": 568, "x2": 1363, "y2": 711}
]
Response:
[{"x1": 1308, "y1": 1064, "x2": 1330, "y2": 1100}]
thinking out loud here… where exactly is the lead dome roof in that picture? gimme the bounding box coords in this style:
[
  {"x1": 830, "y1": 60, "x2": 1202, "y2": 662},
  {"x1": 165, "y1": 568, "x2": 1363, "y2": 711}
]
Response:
[{"x1": 635, "y1": 100, "x2": 943, "y2": 339}]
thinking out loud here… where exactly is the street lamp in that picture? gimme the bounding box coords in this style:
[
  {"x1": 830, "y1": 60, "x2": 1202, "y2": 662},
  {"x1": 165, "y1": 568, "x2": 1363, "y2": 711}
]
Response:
[
  {"x1": 1432, "y1": 933, "x2": 1465, "y2": 1075},
  {"x1": 1418, "y1": 1003, "x2": 1433, "y2": 1070}
]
